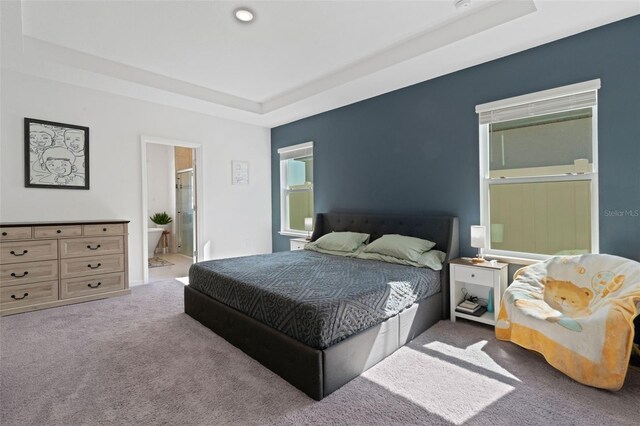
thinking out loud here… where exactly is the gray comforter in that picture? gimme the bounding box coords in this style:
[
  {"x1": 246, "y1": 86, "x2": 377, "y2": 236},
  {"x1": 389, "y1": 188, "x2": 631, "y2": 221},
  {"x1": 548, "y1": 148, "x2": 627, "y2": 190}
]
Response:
[{"x1": 188, "y1": 250, "x2": 441, "y2": 349}]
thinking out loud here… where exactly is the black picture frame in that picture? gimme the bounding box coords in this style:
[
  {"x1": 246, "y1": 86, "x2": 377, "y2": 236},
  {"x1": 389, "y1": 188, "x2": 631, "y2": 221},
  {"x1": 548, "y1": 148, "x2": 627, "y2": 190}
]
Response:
[{"x1": 24, "y1": 118, "x2": 90, "y2": 190}]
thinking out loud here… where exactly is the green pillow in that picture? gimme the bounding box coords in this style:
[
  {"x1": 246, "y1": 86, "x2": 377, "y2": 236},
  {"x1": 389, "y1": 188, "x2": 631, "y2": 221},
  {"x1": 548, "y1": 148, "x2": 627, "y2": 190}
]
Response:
[
  {"x1": 417, "y1": 250, "x2": 447, "y2": 270},
  {"x1": 308, "y1": 231, "x2": 370, "y2": 253},
  {"x1": 356, "y1": 250, "x2": 446, "y2": 270},
  {"x1": 363, "y1": 234, "x2": 436, "y2": 262},
  {"x1": 304, "y1": 244, "x2": 364, "y2": 258}
]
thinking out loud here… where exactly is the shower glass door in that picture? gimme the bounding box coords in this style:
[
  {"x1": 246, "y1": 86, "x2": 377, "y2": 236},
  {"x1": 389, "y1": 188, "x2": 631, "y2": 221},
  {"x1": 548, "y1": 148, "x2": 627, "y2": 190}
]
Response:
[{"x1": 176, "y1": 169, "x2": 195, "y2": 258}]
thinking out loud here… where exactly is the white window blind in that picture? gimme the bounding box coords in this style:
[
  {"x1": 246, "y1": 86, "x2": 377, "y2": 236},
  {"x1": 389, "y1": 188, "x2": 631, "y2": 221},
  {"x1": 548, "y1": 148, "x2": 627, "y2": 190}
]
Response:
[
  {"x1": 278, "y1": 141, "x2": 313, "y2": 160},
  {"x1": 476, "y1": 79, "x2": 600, "y2": 125}
]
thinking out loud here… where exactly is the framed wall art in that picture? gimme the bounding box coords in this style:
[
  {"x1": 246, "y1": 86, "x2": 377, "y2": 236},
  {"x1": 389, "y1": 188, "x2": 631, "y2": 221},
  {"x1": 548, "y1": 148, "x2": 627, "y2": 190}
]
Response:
[
  {"x1": 232, "y1": 160, "x2": 249, "y2": 185},
  {"x1": 24, "y1": 118, "x2": 89, "y2": 189}
]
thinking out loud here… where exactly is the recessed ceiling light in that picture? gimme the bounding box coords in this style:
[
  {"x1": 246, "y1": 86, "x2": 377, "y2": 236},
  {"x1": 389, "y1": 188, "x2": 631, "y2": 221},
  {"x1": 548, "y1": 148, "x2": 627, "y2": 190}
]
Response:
[
  {"x1": 234, "y1": 8, "x2": 254, "y2": 23},
  {"x1": 454, "y1": 0, "x2": 472, "y2": 10}
]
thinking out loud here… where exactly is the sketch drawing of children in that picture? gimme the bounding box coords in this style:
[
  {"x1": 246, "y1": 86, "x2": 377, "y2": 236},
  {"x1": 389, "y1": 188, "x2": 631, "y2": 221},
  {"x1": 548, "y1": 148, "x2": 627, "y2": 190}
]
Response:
[
  {"x1": 37, "y1": 147, "x2": 84, "y2": 186},
  {"x1": 29, "y1": 125, "x2": 56, "y2": 155},
  {"x1": 63, "y1": 128, "x2": 86, "y2": 174}
]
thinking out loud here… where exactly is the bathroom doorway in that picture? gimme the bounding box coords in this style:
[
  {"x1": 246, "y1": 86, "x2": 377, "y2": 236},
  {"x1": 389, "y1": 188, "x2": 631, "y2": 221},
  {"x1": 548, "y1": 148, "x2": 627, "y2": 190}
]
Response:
[{"x1": 141, "y1": 136, "x2": 203, "y2": 284}]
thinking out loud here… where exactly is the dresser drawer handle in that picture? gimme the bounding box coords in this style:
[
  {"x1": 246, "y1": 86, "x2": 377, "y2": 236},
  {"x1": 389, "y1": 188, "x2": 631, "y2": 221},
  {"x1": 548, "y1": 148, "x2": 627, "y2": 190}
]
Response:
[
  {"x1": 471, "y1": 274, "x2": 475, "y2": 278},
  {"x1": 87, "y1": 282, "x2": 102, "y2": 289},
  {"x1": 87, "y1": 263, "x2": 102, "y2": 269},
  {"x1": 87, "y1": 244, "x2": 101, "y2": 250},
  {"x1": 11, "y1": 293, "x2": 29, "y2": 300},
  {"x1": 10, "y1": 271, "x2": 29, "y2": 278},
  {"x1": 57, "y1": 230, "x2": 62, "y2": 234},
  {"x1": 103, "y1": 228, "x2": 107, "y2": 232},
  {"x1": 1, "y1": 232, "x2": 6, "y2": 236},
  {"x1": 9, "y1": 250, "x2": 28, "y2": 256}
]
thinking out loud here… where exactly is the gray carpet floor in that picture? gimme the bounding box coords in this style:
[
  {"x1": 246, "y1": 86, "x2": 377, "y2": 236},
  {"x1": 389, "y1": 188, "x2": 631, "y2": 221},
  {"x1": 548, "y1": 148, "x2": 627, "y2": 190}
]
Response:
[{"x1": 1, "y1": 280, "x2": 638, "y2": 425}]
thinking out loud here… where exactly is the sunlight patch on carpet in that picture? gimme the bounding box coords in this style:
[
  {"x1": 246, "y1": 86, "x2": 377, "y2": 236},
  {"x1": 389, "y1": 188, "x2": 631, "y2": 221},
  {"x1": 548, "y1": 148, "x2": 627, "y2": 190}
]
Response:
[
  {"x1": 422, "y1": 340, "x2": 521, "y2": 382},
  {"x1": 362, "y1": 342, "x2": 516, "y2": 425}
]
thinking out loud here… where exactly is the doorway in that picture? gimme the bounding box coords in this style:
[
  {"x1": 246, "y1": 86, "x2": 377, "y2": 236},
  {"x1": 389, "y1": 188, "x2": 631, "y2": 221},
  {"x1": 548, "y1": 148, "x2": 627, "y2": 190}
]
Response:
[{"x1": 141, "y1": 136, "x2": 203, "y2": 284}]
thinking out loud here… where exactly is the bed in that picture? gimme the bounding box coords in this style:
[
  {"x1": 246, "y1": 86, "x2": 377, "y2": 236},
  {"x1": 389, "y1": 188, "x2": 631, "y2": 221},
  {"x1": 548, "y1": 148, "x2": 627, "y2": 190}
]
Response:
[{"x1": 185, "y1": 212, "x2": 459, "y2": 400}]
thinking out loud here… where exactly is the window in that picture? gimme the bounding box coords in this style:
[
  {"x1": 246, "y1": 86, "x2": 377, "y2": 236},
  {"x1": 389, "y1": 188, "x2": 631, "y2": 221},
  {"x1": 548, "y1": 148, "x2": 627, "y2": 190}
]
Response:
[
  {"x1": 476, "y1": 80, "x2": 600, "y2": 260},
  {"x1": 278, "y1": 141, "x2": 313, "y2": 236}
]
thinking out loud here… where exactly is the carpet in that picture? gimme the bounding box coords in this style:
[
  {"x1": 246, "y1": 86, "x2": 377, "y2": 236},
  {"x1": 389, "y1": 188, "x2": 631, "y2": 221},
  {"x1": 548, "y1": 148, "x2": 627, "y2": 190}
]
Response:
[
  {"x1": 148, "y1": 256, "x2": 174, "y2": 268},
  {"x1": 1, "y1": 280, "x2": 638, "y2": 425}
]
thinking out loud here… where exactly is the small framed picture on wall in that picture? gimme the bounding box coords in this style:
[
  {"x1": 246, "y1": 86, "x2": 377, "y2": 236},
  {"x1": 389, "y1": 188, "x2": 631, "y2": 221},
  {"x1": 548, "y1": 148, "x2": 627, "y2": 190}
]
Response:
[
  {"x1": 24, "y1": 118, "x2": 89, "y2": 189},
  {"x1": 232, "y1": 160, "x2": 249, "y2": 185}
]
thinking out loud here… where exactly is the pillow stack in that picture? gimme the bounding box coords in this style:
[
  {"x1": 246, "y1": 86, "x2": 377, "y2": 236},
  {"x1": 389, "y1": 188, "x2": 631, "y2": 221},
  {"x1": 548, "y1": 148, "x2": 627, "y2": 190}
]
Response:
[{"x1": 359, "y1": 234, "x2": 446, "y2": 270}]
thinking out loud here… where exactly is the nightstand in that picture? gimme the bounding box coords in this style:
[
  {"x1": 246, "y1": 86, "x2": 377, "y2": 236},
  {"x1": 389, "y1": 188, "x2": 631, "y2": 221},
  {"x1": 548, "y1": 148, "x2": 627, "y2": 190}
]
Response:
[
  {"x1": 449, "y1": 258, "x2": 509, "y2": 326},
  {"x1": 289, "y1": 237, "x2": 308, "y2": 251}
]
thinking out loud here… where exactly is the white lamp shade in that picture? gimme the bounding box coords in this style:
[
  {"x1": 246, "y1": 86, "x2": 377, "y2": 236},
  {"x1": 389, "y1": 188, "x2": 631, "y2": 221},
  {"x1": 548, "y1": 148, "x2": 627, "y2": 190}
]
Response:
[
  {"x1": 304, "y1": 217, "x2": 313, "y2": 231},
  {"x1": 470, "y1": 225, "x2": 486, "y2": 249}
]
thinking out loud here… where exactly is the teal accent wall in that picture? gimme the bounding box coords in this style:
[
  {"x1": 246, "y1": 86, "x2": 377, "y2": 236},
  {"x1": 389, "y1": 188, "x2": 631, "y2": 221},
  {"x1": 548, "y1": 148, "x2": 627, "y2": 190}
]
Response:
[{"x1": 271, "y1": 15, "x2": 640, "y2": 262}]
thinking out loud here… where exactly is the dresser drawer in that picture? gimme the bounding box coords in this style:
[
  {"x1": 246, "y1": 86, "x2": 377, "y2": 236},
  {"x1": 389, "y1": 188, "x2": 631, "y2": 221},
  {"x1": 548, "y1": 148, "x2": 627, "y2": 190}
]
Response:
[
  {"x1": 0, "y1": 281, "x2": 58, "y2": 310},
  {"x1": 0, "y1": 260, "x2": 58, "y2": 287},
  {"x1": 454, "y1": 265, "x2": 494, "y2": 286},
  {"x1": 60, "y1": 254, "x2": 124, "y2": 279},
  {"x1": 0, "y1": 240, "x2": 58, "y2": 264},
  {"x1": 83, "y1": 223, "x2": 125, "y2": 236},
  {"x1": 34, "y1": 225, "x2": 82, "y2": 239},
  {"x1": 0, "y1": 227, "x2": 32, "y2": 241},
  {"x1": 61, "y1": 272, "x2": 125, "y2": 299},
  {"x1": 59, "y1": 236, "x2": 124, "y2": 258}
]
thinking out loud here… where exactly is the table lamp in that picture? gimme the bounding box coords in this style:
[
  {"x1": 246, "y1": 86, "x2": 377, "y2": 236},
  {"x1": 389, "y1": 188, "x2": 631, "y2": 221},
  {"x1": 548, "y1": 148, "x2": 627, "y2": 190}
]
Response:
[
  {"x1": 470, "y1": 225, "x2": 486, "y2": 263},
  {"x1": 304, "y1": 217, "x2": 313, "y2": 241}
]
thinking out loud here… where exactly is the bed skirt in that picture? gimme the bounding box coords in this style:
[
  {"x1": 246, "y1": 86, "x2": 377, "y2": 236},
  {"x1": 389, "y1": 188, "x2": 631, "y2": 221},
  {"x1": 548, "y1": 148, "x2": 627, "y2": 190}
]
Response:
[{"x1": 184, "y1": 285, "x2": 442, "y2": 400}]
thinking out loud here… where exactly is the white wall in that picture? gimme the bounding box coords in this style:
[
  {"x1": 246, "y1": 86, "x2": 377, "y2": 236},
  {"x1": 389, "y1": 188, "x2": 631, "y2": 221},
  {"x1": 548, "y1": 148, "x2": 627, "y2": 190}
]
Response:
[{"x1": 0, "y1": 70, "x2": 272, "y2": 284}]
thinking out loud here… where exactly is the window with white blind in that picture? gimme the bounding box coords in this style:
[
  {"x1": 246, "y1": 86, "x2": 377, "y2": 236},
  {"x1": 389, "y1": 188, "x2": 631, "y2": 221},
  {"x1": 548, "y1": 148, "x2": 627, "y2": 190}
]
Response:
[
  {"x1": 476, "y1": 80, "x2": 600, "y2": 260},
  {"x1": 278, "y1": 141, "x2": 314, "y2": 236}
]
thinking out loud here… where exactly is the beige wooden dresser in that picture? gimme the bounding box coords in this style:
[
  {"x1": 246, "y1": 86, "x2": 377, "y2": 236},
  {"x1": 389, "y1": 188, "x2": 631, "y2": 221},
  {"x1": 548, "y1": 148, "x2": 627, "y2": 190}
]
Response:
[{"x1": 0, "y1": 220, "x2": 130, "y2": 315}]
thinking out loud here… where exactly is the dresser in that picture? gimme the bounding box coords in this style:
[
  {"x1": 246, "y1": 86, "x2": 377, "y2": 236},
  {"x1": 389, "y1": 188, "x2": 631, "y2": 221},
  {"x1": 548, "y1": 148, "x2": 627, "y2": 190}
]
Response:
[{"x1": 0, "y1": 220, "x2": 130, "y2": 316}]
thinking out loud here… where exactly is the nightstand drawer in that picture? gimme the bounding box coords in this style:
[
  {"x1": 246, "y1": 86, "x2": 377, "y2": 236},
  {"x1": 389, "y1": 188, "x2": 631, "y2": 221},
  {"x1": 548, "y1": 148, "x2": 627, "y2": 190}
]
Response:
[
  {"x1": 0, "y1": 260, "x2": 58, "y2": 287},
  {"x1": 454, "y1": 265, "x2": 494, "y2": 286},
  {"x1": 0, "y1": 281, "x2": 58, "y2": 309},
  {"x1": 0, "y1": 227, "x2": 32, "y2": 241},
  {"x1": 290, "y1": 239, "x2": 307, "y2": 251},
  {"x1": 34, "y1": 225, "x2": 83, "y2": 239}
]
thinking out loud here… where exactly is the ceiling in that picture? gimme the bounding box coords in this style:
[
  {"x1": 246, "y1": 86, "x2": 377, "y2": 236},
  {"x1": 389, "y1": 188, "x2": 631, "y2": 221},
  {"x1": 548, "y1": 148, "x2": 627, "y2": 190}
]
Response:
[{"x1": 3, "y1": 1, "x2": 639, "y2": 127}]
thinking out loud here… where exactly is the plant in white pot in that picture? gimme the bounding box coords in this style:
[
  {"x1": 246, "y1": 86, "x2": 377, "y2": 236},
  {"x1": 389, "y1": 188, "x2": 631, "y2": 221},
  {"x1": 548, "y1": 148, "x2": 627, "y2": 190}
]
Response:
[{"x1": 150, "y1": 212, "x2": 173, "y2": 230}]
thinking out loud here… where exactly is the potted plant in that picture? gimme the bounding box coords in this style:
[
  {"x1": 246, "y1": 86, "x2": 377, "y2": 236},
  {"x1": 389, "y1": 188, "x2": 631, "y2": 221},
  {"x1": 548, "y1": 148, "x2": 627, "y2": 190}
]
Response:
[{"x1": 150, "y1": 212, "x2": 173, "y2": 230}]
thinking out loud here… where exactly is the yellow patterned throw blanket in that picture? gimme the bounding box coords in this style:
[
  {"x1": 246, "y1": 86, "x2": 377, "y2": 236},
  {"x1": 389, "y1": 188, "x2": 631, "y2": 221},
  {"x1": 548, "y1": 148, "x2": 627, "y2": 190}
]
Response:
[{"x1": 496, "y1": 254, "x2": 640, "y2": 390}]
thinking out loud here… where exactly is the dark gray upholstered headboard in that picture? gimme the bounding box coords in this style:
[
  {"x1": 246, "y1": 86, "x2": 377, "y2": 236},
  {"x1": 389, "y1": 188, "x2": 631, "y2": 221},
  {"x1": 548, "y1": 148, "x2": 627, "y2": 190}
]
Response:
[{"x1": 310, "y1": 212, "x2": 459, "y2": 319}]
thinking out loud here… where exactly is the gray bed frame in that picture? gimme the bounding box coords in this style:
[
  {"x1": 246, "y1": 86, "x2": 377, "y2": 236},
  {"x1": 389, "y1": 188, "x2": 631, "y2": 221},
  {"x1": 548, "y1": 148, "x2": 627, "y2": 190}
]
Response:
[{"x1": 185, "y1": 212, "x2": 459, "y2": 400}]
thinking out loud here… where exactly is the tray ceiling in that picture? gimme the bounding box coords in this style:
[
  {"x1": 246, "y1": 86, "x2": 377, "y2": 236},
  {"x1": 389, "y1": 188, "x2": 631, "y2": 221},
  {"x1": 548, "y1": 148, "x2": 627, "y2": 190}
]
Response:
[{"x1": 3, "y1": 1, "x2": 639, "y2": 126}]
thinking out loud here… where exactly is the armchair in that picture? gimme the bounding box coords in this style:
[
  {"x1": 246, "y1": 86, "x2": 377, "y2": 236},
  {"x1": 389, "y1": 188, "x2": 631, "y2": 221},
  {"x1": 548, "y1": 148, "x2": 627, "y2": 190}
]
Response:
[{"x1": 496, "y1": 254, "x2": 640, "y2": 390}]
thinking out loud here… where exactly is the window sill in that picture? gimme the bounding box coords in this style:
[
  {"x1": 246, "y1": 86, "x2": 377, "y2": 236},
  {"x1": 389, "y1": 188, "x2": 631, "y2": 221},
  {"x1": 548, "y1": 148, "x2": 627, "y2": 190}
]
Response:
[
  {"x1": 483, "y1": 254, "x2": 542, "y2": 266},
  {"x1": 279, "y1": 230, "x2": 308, "y2": 238}
]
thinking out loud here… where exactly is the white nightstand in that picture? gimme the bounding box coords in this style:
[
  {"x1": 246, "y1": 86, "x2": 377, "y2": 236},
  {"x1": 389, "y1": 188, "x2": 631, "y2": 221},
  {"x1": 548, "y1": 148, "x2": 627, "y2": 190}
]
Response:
[
  {"x1": 289, "y1": 238, "x2": 308, "y2": 251},
  {"x1": 449, "y1": 258, "x2": 509, "y2": 326}
]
